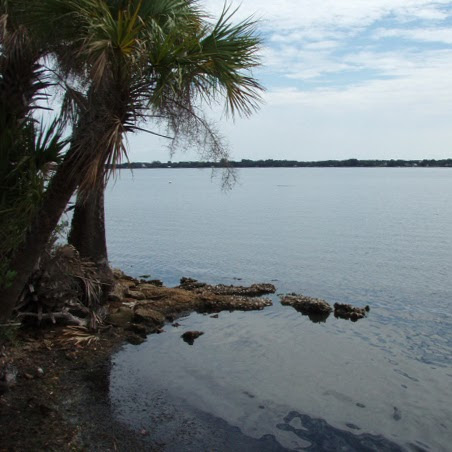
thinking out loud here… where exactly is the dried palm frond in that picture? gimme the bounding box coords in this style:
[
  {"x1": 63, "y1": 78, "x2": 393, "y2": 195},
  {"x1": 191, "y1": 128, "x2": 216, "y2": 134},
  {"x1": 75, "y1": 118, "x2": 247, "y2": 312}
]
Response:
[
  {"x1": 59, "y1": 326, "x2": 99, "y2": 348},
  {"x1": 17, "y1": 245, "x2": 105, "y2": 329}
]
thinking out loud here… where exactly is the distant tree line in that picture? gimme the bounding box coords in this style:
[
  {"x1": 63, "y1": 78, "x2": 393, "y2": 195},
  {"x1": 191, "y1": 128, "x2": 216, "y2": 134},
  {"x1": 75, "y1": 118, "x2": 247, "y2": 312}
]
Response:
[{"x1": 113, "y1": 158, "x2": 452, "y2": 169}]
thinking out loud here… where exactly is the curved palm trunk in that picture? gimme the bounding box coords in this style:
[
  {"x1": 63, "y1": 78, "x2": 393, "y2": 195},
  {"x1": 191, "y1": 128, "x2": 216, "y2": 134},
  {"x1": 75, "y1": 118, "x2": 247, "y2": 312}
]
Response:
[
  {"x1": 0, "y1": 152, "x2": 79, "y2": 322},
  {"x1": 0, "y1": 91, "x2": 113, "y2": 322}
]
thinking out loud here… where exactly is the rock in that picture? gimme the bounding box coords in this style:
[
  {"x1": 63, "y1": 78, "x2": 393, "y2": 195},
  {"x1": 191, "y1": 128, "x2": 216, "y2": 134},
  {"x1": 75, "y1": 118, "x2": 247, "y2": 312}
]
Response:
[
  {"x1": 138, "y1": 279, "x2": 163, "y2": 287},
  {"x1": 126, "y1": 289, "x2": 146, "y2": 300},
  {"x1": 181, "y1": 331, "x2": 204, "y2": 345},
  {"x1": 209, "y1": 283, "x2": 276, "y2": 297},
  {"x1": 334, "y1": 303, "x2": 369, "y2": 321},
  {"x1": 179, "y1": 277, "x2": 207, "y2": 290},
  {"x1": 172, "y1": 322, "x2": 181, "y2": 327},
  {"x1": 107, "y1": 281, "x2": 129, "y2": 303},
  {"x1": 126, "y1": 334, "x2": 145, "y2": 345},
  {"x1": 178, "y1": 278, "x2": 276, "y2": 297},
  {"x1": 106, "y1": 306, "x2": 134, "y2": 327},
  {"x1": 210, "y1": 314, "x2": 219, "y2": 319},
  {"x1": 201, "y1": 295, "x2": 272, "y2": 312},
  {"x1": 280, "y1": 294, "x2": 332, "y2": 323},
  {"x1": 133, "y1": 306, "x2": 166, "y2": 326},
  {"x1": 112, "y1": 268, "x2": 138, "y2": 283},
  {"x1": 112, "y1": 268, "x2": 127, "y2": 279},
  {"x1": 126, "y1": 323, "x2": 150, "y2": 338},
  {"x1": 136, "y1": 287, "x2": 201, "y2": 312}
]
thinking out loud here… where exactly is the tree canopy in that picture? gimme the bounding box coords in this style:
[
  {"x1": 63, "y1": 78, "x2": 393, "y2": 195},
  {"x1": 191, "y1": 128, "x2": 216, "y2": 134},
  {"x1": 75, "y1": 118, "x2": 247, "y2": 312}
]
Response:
[{"x1": 0, "y1": 0, "x2": 264, "y2": 322}]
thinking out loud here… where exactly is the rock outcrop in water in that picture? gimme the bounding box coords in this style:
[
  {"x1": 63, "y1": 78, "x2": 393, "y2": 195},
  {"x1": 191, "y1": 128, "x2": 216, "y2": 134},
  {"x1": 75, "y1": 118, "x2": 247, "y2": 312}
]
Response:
[
  {"x1": 178, "y1": 277, "x2": 276, "y2": 297},
  {"x1": 280, "y1": 294, "x2": 332, "y2": 322},
  {"x1": 333, "y1": 303, "x2": 369, "y2": 321},
  {"x1": 106, "y1": 271, "x2": 274, "y2": 343},
  {"x1": 280, "y1": 294, "x2": 370, "y2": 323},
  {"x1": 181, "y1": 331, "x2": 204, "y2": 345}
]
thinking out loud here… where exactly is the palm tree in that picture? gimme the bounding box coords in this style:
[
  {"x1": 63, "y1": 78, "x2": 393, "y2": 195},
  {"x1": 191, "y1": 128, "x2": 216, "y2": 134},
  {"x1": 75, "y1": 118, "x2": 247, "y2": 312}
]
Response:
[
  {"x1": 68, "y1": 1, "x2": 263, "y2": 278},
  {"x1": 0, "y1": 1, "x2": 67, "y2": 303},
  {"x1": 0, "y1": 0, "x2": 263, "y2": 322}
]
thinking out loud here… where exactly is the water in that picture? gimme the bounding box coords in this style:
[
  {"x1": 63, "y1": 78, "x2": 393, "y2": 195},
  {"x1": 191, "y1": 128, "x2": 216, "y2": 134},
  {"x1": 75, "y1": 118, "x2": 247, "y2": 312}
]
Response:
[{"x1": 106, "y1": 168, "x2": 452, "y2": 451}]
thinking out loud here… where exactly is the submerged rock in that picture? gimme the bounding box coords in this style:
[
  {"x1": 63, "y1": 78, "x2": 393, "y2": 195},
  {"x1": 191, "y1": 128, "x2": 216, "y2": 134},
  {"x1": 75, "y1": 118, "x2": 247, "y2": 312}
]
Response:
[
  {"x1": 334, "y1": 303, "x2": 369, "y2": 321},
  {"x1": 280, "y1": 294, "x2": 332, "y2": 323},
  {"x1": 181, "y1": 331, "x2": 204, "y2": 345}
]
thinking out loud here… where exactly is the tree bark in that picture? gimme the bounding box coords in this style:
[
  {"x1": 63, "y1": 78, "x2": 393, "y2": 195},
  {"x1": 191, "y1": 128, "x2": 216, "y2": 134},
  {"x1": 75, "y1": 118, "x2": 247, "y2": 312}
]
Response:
[
  {"x1": 68, "y1": 189, "x2": 108, "y2": 266},
  {"x1": 68, "y1": 187, "x2": 113, "y2": 290}
]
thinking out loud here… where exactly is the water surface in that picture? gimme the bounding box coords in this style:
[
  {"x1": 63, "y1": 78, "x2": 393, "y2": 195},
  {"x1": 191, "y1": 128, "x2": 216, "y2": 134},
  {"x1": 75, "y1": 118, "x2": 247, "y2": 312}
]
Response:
[{"x1": 106, "y1": 168, "x2": 452, "y2": 451}]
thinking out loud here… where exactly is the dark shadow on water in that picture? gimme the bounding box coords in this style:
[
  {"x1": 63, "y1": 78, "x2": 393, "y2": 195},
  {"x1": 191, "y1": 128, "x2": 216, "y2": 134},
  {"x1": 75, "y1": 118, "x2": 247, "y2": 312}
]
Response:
[
  {"x1": 276, "y1": 411, "x2": 405, "y2": 451},
  {"x1": 291, "y1": 307, "x2": 331, "y2": 323}
]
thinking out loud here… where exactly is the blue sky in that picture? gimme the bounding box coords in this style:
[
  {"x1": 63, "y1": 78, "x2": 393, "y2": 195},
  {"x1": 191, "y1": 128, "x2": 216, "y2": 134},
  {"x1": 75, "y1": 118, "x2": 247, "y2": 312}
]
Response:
[{"x1": 128, "y1": 0, "x2": 452, "y2": 162}]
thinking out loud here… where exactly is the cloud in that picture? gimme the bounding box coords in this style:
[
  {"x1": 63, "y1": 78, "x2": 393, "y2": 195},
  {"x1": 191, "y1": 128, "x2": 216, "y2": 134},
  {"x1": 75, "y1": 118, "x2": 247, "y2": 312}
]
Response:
[
  {"x1": 375, "y1": 27, "x2": 452, "y2": 44},
  {"x1": 126, "y1": 1, "x2": 452, "y2": 162},
  {"x1": 205, "y1": 0, "x2": 451, "y2": 31}
]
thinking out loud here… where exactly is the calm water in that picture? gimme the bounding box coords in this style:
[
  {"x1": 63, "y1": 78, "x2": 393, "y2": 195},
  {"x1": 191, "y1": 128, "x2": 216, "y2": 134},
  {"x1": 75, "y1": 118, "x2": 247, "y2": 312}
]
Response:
[{"x1": 106, "y1": 168, "x2": 452, "y2": 451}]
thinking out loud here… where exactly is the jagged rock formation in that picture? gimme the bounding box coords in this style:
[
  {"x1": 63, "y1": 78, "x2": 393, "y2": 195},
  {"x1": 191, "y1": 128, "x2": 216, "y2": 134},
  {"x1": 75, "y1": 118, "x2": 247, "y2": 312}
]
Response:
[
  {"x1": 334, "y1": 303, "x2": 370, "y2": 321},
  {"x1": 181, "y1": 331, "x2": 204, "y2": 345},
  {"x1": 106, "y1": 272, "x2": 274, "y2": 343},
  {"x1": 280, "y1": 294, "x2": 332, "y2": 323},
  {"x1": 178, "y1": 277, "x2": 276, "y2": 297}
]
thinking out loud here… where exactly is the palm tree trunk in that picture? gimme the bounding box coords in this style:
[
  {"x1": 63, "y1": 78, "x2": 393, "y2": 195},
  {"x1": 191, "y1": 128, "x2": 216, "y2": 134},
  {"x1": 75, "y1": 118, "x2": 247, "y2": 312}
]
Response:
[
  {"x1": 0, "y1": 154, "x2": 79, "y2": 322},
  {"x1": 68, "y1": 187, "x2": 113, "y2": 288},
  {"x1": 0, "y1": 107, "x2": 106, "y2": 321}
]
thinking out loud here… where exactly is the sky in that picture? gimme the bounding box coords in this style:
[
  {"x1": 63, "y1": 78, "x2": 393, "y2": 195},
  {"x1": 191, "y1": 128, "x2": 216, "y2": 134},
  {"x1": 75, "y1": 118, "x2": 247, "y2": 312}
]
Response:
[{"x1": 128, "y1": 0, "x2": 452, "y2": 162}]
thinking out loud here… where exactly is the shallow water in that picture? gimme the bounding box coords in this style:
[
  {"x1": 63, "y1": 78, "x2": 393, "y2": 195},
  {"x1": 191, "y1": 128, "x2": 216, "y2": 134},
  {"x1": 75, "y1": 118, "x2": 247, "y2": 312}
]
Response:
[{"x1": 106, "y1": 168, "x2": 452, "y2": 451}]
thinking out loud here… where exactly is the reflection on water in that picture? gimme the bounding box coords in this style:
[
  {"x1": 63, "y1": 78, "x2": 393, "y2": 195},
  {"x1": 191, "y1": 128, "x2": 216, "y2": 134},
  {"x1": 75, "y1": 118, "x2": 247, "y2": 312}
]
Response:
[
  {"x1": 110, "y1": 308, "x2": 452, "y2": 451},
  {"x1": 276, "y1": 411, "x2": 404, "y2": 451},
  {"x1": 287, "y1": 305, "x2": 331, "y2": 323},
  {"x1": 107, "y1": 169, "x2": 452, "y2": 450}
]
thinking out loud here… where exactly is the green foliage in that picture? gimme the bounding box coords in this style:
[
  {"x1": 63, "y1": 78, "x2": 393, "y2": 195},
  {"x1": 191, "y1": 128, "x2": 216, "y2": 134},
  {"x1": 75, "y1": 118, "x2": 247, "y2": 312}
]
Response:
[
  {"x1": 0, "y1": 7, "x2": 68, "y2": 289},
  {"x1": 16, "y1": 0, "x2": 263, "y2": 191},
  {"x1": 0, "y1": 1, "x2": 263, "y2": 308},
  {"x1": 0, "y1": 119, "x2": 67, "y2": 267}
]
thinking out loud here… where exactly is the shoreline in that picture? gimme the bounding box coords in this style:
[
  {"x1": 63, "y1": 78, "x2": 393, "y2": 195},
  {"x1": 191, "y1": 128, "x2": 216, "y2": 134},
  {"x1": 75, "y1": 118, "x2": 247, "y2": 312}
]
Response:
[{"x1": 0, "y1": 272, "x2": 277, "y2": 450}]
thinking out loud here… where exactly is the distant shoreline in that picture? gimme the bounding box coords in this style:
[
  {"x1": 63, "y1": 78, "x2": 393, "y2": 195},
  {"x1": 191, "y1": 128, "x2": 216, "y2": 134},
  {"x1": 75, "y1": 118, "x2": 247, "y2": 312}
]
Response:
[{"x1": 111, "y1": 158, "x2": 452, "y2": 169}]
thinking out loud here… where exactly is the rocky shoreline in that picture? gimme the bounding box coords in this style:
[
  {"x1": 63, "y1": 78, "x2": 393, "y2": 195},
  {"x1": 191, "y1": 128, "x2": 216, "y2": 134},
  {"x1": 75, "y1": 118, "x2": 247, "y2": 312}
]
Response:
[
  {"x1": 0, "y1": 271, "x2": 278, "y2": 450},
  {"x1": 0, "y1": 270, "x2": 369, "y2": 450},
  {"x1": 107, "y1": 270, "x2": 275, "y2": 345}
]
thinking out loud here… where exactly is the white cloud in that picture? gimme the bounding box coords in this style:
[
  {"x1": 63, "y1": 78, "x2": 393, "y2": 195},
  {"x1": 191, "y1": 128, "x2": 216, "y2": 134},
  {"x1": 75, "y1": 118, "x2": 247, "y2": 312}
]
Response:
[
  {"x1": 126, "y1": 1, "x2": 452, "y2": 162},
  {"x1": 205, "y1": 0, "x2": 451, "y2": 31},
  {"x1": 375, "y1": 27, "x2": 452, "y2": 44}
]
